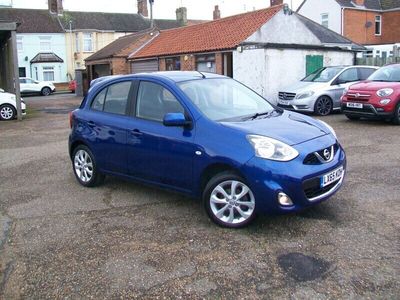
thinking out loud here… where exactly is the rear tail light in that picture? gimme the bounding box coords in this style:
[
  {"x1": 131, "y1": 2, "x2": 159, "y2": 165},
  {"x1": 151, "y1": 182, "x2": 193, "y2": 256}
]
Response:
[{"x1": 69, "y1": 111, "x2": 74, "y2": 128}]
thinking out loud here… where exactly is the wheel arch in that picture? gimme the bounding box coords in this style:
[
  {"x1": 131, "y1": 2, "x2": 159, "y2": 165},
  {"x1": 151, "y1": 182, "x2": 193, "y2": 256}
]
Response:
[{"x1": 69, "y1": 140, "x2": 91, "y2": 159}]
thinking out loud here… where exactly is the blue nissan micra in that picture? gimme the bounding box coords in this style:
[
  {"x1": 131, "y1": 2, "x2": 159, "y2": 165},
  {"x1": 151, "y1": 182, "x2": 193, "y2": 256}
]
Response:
[{"x1": 69, "y1": 72, "x2": 346, "y2": 228}]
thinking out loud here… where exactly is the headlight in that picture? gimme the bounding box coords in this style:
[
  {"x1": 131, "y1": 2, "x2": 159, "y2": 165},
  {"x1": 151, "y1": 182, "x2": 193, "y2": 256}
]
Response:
[
  {"x1": 247, "y1": 135, "x2": 299, "y2": 161},
  {"x1": 376, "y1": 88, "x2": 393, "y2": 97},
  {"x1": 319, "y1": 120, "x2": 337, "y2": 139},
  {"x1": 295, "y1": 91, "x2": 315, "y2": 99}
]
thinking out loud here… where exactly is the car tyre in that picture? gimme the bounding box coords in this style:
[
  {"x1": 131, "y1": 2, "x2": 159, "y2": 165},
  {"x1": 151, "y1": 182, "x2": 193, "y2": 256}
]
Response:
[
  {"x1": 0, "y1": 104, "x2": 16, "y2": 120},
  {"x1": 203, "y1": 171, "x2": 256, "y2": 228},
  {"x1": 72, "y1": 145, "x2": 104, "y2": 187},
  {"x1": 345, "y1": 114, "x2": 360, "y2": 121},
  {"x1": 314, "y1": 96, "x2": 333, "y2": 116},
  {"x1": 392, "y1": 102, "x2": 400, "y2": 125},
  {"x1": 41, "y1": 87, "x2": 51, "y2": 96}
]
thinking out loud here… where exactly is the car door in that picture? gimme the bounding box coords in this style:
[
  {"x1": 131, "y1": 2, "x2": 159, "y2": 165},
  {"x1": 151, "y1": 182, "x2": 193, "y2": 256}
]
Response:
[
  {"x1": 83, "y1": 80, "x2": 134, "y2": 174},
  {"x1": 19, "y1": 78, "x2": 27, "y2": 93},
  {"x1": 126, "y1": 80, "x2": 195, "y2": 192},
  {"x1": 330, "y1": 68, "x2": 359, "y2": 108}
]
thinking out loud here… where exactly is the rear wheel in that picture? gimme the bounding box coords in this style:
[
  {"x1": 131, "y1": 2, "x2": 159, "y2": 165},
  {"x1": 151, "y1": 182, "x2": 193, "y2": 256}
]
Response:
[
  {"x1": 203, "y1": 172, "x2": 256, "y2": 228},
  {"x1": 345, "y1": 115, "x2": 360, "y2": 121},
  {"x1": 72, "y1": 145, "x2": 104, "y2": 187},
  {"x1": 41, "y1": 87, "x2": 51, "y2": 96},
  {"x1": 314, "y1": 96, "x2": 333, "y2": 116},
  {"x1": 0, "y1": 104, "x2": 16, "y2": 120},
  {"x1": 393, "y1": 102, "x2": 400, "y2": 125}
]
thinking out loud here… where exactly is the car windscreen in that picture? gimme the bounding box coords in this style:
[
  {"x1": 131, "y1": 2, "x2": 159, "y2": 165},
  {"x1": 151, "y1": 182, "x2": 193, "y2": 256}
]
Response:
[
  {"x1": 178, "y1": 78, "x2": 274, "y2": 121},
  {"x1": 368, "y1": 65, "x2": 400, "y2": 82},
  {"x1": 302, "y1": 67, "x2": 344, "y2": 82}
]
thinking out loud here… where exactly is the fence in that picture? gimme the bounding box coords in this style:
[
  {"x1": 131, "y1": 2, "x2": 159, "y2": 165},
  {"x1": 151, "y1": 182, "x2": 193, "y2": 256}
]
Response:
[{"x1": 356, "y1": 57, "x2": 400, "y2": 67}]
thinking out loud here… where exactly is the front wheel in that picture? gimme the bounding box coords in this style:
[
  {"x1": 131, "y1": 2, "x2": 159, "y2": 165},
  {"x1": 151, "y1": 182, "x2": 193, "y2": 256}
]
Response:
[
  {"x1": 41, "y1": 87, "x2": 51, "y2": 96},
  {"x1": 314, "y1": 96, "x2": 333, "y2": 116},
  {"x1": 203, "y1": 172, "x2": 256, "y2": 228},
  {"x1": 0, "y1": 104, "x2": 16, "y2": 120},
  {"x1": 392, "y1": 102, "x2": 400, "y2": 125},
  {"x1": 72, "y1": 145, "x2": 104, "y2": 187}
]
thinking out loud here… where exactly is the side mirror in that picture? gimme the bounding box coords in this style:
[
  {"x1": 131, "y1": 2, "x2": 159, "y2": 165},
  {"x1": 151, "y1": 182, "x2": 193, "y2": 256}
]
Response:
[{"x1": 163, "y1": 113, "x2": 191, "y2": 127}]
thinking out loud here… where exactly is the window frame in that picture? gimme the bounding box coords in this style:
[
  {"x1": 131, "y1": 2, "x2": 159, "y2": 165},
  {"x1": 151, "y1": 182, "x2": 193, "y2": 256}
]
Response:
[
  {"x1": 75, "y1": 32, "x2": 80, "y2": 52},
  {"x1": 134, "y1": 80, "x2": 188, "y2": 124},
  {"x1": 39, "y1": 36, "x2": 52, "y2": 51},
  {"x1": 17, "y1": 36, "x2": 23, "y2": 52},
  {"x1": 89, "y1": 80, "x2": 135, "y2": 116},
  {"x1": 321, "y1": 13, "x2": 329, "y2": 28},
  {"x1": 375, "y1": 15, "x2": 382, "y2": 36},
  {"x1": 165, "y1": 57, "x2": 181, "y2": 71},
  {"x1": 83, "y1": 32, "x2": 93, "y2": 52},
  {"x1": 43, "y1": 66, "x2": 55, "y2": 81}
]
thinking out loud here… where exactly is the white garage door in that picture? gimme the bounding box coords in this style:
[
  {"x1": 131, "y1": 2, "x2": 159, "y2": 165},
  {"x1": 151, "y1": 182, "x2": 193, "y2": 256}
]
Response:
[{"x1": 131, "y1": 59, "x2": 159, "y2": 74}]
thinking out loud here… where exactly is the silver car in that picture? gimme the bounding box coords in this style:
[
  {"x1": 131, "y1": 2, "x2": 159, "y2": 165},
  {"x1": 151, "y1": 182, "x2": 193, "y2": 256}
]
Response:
[{"x1": 277, "y1": 66, "x2": 378, "y2": 115}]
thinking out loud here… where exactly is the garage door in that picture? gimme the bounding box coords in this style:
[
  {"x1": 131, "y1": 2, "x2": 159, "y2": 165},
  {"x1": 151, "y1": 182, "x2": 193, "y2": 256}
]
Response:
[{"x1": 131, "y1": 59, "x2": 159, "y2": 74}]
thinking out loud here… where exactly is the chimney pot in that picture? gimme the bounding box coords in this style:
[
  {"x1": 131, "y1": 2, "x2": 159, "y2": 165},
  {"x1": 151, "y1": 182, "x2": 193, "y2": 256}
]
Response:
[
  {"x1": 137, "y1": 0, "x2": 149, "y2": 17},
  {"x1": 270, "y1": 0, "x2": 283, "y2": 6},
  {"x1": 213, "y1": 5, "x2": 221, "y2": 20}
]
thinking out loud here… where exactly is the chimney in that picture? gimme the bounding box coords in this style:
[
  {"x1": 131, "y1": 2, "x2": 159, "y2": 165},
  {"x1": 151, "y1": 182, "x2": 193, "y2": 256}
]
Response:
[
  {"x1": 176, "y1": 7, "x2": 187, "y2": 26},
  {"x1": 137, "y1": 0, "x2": 148, "y2": 17},
  {"x1": 270, "y1": 0, "x2": 283, "y2": 6},
  {"x1": 48, "y1": 0, "x2": 63, "y2": 15},
  {"x1": 354, "y1": 0, "x2": 365, "y2": 6},
  {"x1": 213, "y1": 5, "x2": 221, "y2": 20}
]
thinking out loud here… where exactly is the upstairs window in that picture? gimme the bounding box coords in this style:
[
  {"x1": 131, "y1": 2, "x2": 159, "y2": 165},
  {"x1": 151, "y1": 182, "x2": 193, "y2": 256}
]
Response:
[
  {"x1": 321, "y1": 13, "x2": 329, "y2": 28},
  {"x1": 375, "y1": 15, "x2": 381, "y2": 35},
  {"x1": 39, "y1": 36, "x2": 51, "y2": 51},
  {"x1": 83, "y1": 33, "x2": 93, "y2": 52},
  {"x1": 17, "y1": 36, "x2": 23, "y2": 51},
  {"x1": 75, "y1": 33, "x2": 80, "y2": 52}
]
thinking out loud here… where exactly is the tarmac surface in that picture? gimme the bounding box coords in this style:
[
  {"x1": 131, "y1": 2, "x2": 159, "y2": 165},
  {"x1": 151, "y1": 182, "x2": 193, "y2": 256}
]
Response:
[{"x1": 0, "y1": 93, "x2": 399, "y2": 298}]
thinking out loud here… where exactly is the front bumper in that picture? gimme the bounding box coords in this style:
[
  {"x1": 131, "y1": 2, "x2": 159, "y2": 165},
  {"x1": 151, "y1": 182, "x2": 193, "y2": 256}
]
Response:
[
  {"x1": 277, "y1": 96, "x2": 316, "y2": 112},
  {"x1": 341, "y1": 103, "x2": 394, "y2": 119},
  {"x1": 240, "y1": 134, "x2": 346, "y2": 215}
]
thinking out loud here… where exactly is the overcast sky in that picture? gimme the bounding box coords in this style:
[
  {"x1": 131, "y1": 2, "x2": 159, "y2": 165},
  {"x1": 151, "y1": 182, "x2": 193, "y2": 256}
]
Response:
[{"x1": 9, "y1": 0, "x2": 303, "y2": 20}]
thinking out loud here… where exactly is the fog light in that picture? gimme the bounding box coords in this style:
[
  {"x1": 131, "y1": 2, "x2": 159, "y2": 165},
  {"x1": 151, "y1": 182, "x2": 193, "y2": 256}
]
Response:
[
  {"x1": 379, "y1": 99, "x2": 391, "y2": 105},
  {"x1": 278, "y1": 192, "x2": 293, "y2": 206}
]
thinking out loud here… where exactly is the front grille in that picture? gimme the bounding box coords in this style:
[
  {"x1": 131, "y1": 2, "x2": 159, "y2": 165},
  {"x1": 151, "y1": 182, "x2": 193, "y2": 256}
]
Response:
[
  {"x1": 346, "y1": 92, "x2": 371, "y2": 102},
  {"x1": 303, "y1": 180, "x2": 337, "y2": 199},
  {"x1": 303, "y1": 144, "x2": 338, "y2": 165},
  {"x1": 342, "y1": 104, "x2": 377, "y2": 115},
  {"x1": 278, "y1": 92, "x2": 296, "y2": 100}
]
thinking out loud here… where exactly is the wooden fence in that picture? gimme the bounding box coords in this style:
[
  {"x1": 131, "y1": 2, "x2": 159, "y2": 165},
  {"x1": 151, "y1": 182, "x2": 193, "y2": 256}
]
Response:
[{"x1": 356, "y1": 57, "x2": 400, "y2": 67}]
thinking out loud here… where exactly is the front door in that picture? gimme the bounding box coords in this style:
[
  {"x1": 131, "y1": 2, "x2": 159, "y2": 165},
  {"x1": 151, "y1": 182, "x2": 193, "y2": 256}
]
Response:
[{"x1": 127, "y1": 80, "x2": 195, "y2": 192}]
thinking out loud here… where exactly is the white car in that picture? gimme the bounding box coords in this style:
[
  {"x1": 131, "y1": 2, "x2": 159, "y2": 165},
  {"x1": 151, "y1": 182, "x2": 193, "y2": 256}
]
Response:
[
  {"x1": 0, "y1": 89, "x2": 26, "y2": 120},
  {"x1": 19, "y1": 77, "x2": 56, "y2": 96}
]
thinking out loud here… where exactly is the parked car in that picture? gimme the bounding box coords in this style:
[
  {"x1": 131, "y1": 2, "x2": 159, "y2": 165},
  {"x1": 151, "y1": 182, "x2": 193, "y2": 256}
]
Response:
[
  {"x1": 341, "y1": 64, "x2": 400, "y2": 124},
  {"x1": 69, "y1": 80, "x2": 76, "y2": 93},
  {"x1": 277, "y1": 66, "x2": 378, "y2": 116},
  {"x1": 19, "y1": 77, "x2": 56, "y2": 96},
  {"x1": 69, "y1": 72, "x2": 346, "y2": 228},
  {"x1": 0, "y1": 88, "x2": 26, "y2": 120}
]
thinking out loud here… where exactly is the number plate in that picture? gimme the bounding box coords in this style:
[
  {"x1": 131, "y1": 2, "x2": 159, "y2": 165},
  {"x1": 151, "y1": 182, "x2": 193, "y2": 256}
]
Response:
[
  {"x1": 279, "y1": 100, "x2": 290, "y2": 105},
  {"x1": 346, "y1": 102, "x2": 363, "y2": 109},
  {"x1": 320, "y1": 166, "x2": 344, "y2": 188}
]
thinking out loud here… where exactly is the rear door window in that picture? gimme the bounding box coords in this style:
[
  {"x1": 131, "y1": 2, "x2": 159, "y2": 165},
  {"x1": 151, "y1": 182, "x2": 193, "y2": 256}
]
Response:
[
  {"x1": 358, "y1": 68, "x2": 376, "y2": 80},
  {"x1": 337, "y1": 68, "x2": 358, "y2": 83},
  {"x1": 90, "y1": 81, "x2": 132, "y2": 115}
]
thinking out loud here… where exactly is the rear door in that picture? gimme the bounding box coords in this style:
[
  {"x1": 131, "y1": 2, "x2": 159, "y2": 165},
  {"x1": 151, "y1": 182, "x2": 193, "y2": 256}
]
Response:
[
  {"x1": 331, "y1": 68, "x2": 359, "y2": 108},
  {"x1": 83, "y1": 80, "x2": 134, "y2": 174},
  {"x1": 126, "y1": 80, "x2": 195, "y2": 192}
]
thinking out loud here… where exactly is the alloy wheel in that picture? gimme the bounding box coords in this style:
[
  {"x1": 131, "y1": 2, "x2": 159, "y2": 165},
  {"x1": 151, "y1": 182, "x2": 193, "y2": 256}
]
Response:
[
  {"x1": 315, "y1": 97, "x2": 332, "y2": 116},
  {"x1": 74, "y1": 149, "x2": 93, "y2": 183},
  {"x1": 42, "y1": 87, "x2": 51, "y2": 96},
  {"x1": 209, "y1": 180, "x2": 255, "y2": 225},
  {"x1": 0, "y1": 105, "x2": 15, "y2": 120}
]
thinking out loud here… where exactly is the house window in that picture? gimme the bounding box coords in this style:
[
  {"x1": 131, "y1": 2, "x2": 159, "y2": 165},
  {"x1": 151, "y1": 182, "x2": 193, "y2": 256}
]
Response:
[
  {"x1": 196, "y1": 54, "x2": 216, "y2": 73},
  {"x1": 19, "y1": 67, "x2": 26, "y2": 77},
  {"x1": 43, "y1": 66, "x2": 55, "y2": 81},
  {"x1": 83, "y1": 33, "x2": 93, "y2": 52},
  {"x1": 17, "y1": 36, "x2": 23, "y2": 51},
  {"x1": 375, "y1": 15, "x2": 381, "y2": 35},
  {"x1": 321, "y1": 13, "x2": 329, "y2": 28},
  {"x1": 75, "y1": 33, "x2": 80, "y2": 52},
  {"x1": 165, "y1": 57, "x2": 181, "y2": 71},
  {"x1": 39, "y1": 36, "x2": 52, "y2": 51}
]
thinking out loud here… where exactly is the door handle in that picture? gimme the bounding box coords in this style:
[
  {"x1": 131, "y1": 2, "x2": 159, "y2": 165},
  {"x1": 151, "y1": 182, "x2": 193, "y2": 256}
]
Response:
[
  {"x1": 131, "y1": 129, "x2": 143, "y2": 136},
  {"x1": 88, "y1": 121, "x2": 95, "y2": 127}
]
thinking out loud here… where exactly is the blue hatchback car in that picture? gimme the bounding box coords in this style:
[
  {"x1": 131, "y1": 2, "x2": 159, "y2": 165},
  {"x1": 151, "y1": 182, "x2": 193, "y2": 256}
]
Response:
[{"x1": 69, "y1": 72, "x2": 346, "y2": 228}]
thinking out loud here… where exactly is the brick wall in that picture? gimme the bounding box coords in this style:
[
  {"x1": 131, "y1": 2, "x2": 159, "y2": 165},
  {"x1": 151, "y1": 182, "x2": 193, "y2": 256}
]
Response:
[
  {"x1": 180, "y1": 55, "x2": 196, "y2": 70},
  {"x1": 344, "y1": 9, "x2": 400, "y2": 45},
  {"x1": 159, "y1": 58, "x2": 166, "y2": 71},
  {"x1": 215, "y1": 53, "x2": 223, "y2": 75},
  {"x1": 111, "y1": 58, "x2": 129, "y2": 75}
]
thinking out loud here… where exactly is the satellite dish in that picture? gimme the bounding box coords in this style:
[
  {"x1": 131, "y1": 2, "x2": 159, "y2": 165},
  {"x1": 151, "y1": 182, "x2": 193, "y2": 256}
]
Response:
[{"x1": 365, "y1": 21, "x2": 372, "y2": 28}]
